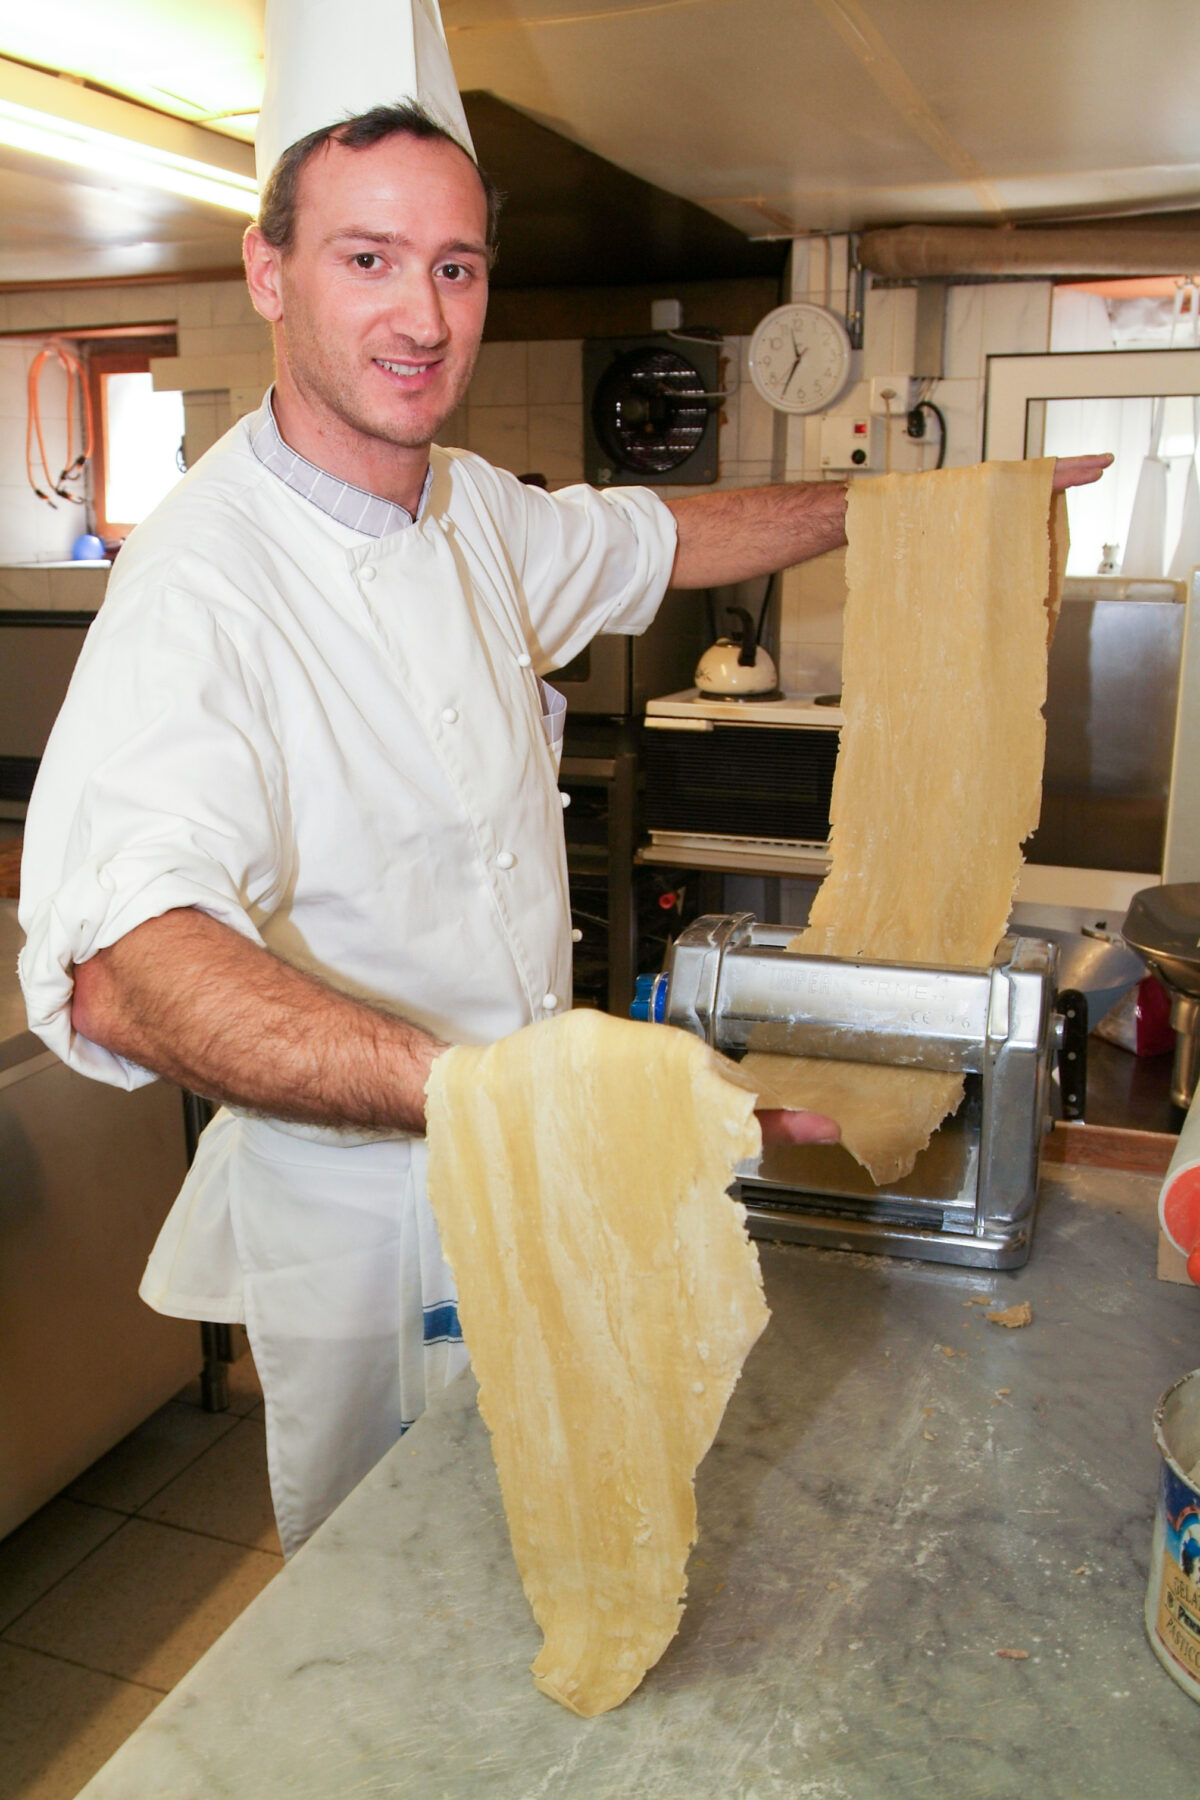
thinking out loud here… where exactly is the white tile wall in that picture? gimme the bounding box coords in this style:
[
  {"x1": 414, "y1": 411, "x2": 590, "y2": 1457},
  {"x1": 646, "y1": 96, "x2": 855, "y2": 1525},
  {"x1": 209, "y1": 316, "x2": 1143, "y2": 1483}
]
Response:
[
  {"x1": 727, "y1": 459, "x2": 776, "y2": 489},
  {"x1": 981, "y1": 281, "x2": 1053, "y2": 359},
  {"x1": 183, "y1": 393, "x2": 235, "y2": 469},
  {"x1": 0, "y1": 426, "x2": 30, "y2": 486},
  {"x1": 734, "y1": 338, "x2": 776, "y2": 466},
  {"x1": 944, "y1": 284, "x2": 986, "y2": 381},
  {"x1": 527, "y1": 340, "x2": 579, "y2": 407},
  {"x1": 211, "y1": 283, "x2": 261, "y2": 328},
  {"x1": 464, "y1": 404, "x2": 529, "y2": 475},
  {"x1": 176, "y1": 324, "x2": 273, "y2": 360},
  {"x1": 0, "y1": 345, "x2": 28, "y2": 422},
  {"x1": 436, "y1": 405, "x2": 467, "y2": 450},
  {"x1": 152, "y1": 352, "x2": 273, "y2": 394},
  {"x1": 176, "y1": 286, "x2": 215, "y2": 331},
  {"x1": 111, "y1": 285, "x2": 178, "y2": 326},
  {"x1": 527, "y1": 405, "x2": 583, "y2": 484},
  {"x1": 860, "y1": 286, "x2": 918, "y2": 381},
  {"x1": 468, "y1": 340, "x2": 527, "y2": 408},
  {"x1": 927, "y1": 376, "x2": 986, "y2": 467},
  {"x1": 943, "y1": 280, "x2": 1053, "y2": 381}
]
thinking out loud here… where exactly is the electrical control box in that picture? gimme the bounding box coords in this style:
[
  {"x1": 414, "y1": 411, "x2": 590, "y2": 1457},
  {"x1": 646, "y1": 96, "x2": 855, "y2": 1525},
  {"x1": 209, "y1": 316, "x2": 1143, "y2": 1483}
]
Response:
[{"x1": 819, "y1": 415, "x2": 880, "y2": 471}]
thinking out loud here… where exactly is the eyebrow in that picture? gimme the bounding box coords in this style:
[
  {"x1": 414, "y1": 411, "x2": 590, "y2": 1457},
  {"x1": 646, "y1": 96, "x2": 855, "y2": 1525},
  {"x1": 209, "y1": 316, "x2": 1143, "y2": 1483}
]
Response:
[{"x1": 324, "y1": 227, "x2": 489, "y2": 257}]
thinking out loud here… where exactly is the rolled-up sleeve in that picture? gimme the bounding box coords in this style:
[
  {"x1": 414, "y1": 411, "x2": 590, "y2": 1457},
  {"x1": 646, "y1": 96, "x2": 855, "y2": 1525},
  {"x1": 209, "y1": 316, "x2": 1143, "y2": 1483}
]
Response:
[
  {"x1": 520, "y1": 482, "x2": 679, "y2": 669},
  {"x1": 446, "y1": 457, "x2": 679, "y2": 672},
  {"x1": 18, "y1": 587, "x2": 290, "y2": 1088}
]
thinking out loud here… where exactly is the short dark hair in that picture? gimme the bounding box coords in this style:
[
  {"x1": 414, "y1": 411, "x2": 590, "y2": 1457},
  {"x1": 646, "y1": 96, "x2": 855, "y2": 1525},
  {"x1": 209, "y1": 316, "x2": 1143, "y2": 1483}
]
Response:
[{"x1": 257, "y1": 101, "x2": 502, "y2": 257}]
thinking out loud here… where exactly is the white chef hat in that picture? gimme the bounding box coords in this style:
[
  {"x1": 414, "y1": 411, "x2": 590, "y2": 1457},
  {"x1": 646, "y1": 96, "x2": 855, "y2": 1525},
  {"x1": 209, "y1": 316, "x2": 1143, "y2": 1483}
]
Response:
[{"x1": 255, "y1": 0, "x2": 475, "y2": 186}]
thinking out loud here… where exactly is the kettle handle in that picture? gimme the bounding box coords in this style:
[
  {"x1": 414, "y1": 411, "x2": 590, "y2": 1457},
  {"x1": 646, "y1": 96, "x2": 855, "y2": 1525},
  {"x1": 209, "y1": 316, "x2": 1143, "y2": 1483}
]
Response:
[{"x1": 725, "y1": 606, "x2": 759, "y2": 667}]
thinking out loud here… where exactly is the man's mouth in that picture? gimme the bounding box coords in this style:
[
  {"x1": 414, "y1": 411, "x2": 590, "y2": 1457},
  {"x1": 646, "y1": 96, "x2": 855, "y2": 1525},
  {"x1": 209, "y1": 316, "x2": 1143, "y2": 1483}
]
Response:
[{"x1": 375, "y1": 357, "x2": 438, "y2": 378}]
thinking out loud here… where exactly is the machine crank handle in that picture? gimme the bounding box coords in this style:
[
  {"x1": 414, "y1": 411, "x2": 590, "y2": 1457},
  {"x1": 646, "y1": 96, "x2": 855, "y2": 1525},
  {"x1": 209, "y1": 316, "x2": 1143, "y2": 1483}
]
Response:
[{"x1": 1054, "y1": 989, "x2": 1088, "y2": 1121}]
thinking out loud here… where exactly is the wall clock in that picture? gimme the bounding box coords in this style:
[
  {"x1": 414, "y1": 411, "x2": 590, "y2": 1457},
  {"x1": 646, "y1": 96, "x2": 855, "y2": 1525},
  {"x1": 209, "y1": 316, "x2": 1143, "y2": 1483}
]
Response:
[{"x1": 747, "y1": 302, "x2": 853, "y2": 415}]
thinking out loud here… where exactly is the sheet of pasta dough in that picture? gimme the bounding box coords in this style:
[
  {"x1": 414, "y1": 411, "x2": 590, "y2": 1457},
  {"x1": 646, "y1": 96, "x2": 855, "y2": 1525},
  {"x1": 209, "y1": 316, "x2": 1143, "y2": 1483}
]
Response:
[
  {"x1": 743, "y1": 460, "x2": 1067, "y2": 1184},
  {"x1": 424, "y1": 1007, "x2": 768, "y2": 1717}
]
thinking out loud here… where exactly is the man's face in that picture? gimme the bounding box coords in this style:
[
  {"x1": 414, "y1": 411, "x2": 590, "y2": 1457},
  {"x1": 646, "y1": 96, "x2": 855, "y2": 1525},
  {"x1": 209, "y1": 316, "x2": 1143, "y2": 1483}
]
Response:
[{"x1": 256, "y1": 131, "x2": 490, "y2": 456}]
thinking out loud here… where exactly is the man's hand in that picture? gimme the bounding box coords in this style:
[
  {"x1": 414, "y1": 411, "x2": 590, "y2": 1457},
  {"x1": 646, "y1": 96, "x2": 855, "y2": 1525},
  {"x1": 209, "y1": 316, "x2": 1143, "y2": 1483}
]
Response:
[
  {"x1": 1052, "y1": 454, "x2": 1113, "y2": 491},
  {"x1": 756, "y1": 1107, "x2": 840, "y2": 1147}
]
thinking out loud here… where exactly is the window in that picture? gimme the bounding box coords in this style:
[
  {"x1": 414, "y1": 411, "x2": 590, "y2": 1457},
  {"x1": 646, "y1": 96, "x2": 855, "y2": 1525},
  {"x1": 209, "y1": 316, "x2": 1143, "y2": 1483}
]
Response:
[
  {"x1": 84, "y1": 337, "x2": 184, "y2": 541},
  {"x1": 983, "y1": 346, "x2": 1200, "y2": 577}
]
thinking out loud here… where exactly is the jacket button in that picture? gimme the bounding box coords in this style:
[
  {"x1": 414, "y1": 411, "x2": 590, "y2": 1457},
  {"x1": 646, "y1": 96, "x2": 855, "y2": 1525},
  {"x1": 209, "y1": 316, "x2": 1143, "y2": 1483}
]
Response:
[
  {"x1": 571, "y1": 928, "x2": 583, "y2": 943},
  {"x1": 560, "y1": 791, "x2": 571, "y2": 808},
  {"x1": 542, "y1": 993, "x2": 560, "y2": 1011},
  {"x1": 441, "y1": 707, "x2": 459, "y2": 724},
  {"x1": 495, "y1": 850, "x2": 516, "y2": 870},
  {"x1": 517, "y1": 652, "x2": 532, "y2": 668},
  {"x1": 360, "y1": 565, "x2": 377, "y2": 582}
]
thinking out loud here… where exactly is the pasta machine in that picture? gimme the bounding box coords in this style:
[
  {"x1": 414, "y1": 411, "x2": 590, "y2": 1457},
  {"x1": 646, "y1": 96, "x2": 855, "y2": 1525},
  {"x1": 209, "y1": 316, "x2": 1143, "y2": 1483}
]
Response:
[{"x1": 633, "y1": 913, "x2": 1085, "y2": 1270}]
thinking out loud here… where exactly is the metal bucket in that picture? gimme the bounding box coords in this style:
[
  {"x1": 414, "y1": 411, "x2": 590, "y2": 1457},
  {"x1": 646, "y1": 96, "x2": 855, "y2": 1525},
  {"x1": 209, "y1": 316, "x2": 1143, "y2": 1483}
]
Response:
[{"x1": 1145, "y1": 1368, "x2": 1200, "y2": 1701}]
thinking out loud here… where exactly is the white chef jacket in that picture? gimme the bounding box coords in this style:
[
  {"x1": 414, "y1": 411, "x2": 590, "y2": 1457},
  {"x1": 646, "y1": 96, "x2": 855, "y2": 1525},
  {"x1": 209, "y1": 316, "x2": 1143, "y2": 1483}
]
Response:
[{"x1": 18, "y1": 401, "x2": 677, "y2": 1551}]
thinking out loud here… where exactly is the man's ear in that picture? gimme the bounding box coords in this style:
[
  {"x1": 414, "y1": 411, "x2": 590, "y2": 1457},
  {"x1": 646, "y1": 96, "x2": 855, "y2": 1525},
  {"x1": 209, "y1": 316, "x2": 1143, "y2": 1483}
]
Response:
[{"x1": 243, "y1": 225, "x2": 284, "y2": 324}]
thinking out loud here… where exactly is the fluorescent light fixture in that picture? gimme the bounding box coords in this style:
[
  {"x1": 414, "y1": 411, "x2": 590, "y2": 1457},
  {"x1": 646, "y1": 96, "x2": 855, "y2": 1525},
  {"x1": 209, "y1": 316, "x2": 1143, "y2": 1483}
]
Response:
[{"x1": 0, "y1": 94, "x2": 258, "y2": 214}]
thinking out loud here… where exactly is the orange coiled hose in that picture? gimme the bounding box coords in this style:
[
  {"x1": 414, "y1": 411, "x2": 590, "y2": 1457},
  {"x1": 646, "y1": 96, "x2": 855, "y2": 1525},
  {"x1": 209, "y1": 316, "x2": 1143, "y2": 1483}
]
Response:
[{"x1": 26, "y1": 340, "x2": 95, "y2": 507}]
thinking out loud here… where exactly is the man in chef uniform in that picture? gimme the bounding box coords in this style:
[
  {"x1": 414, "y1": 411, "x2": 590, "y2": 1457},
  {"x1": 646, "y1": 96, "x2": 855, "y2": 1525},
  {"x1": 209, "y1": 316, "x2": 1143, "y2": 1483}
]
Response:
[{"x1": 17, "y1": 0, "x2": 1110, "y2": 1556}]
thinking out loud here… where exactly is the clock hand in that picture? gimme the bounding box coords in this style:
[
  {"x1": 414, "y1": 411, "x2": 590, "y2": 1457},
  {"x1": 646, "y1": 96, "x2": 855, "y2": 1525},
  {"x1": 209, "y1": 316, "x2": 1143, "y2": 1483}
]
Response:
[{"x1": 782, "y1": 347, "x2": 806, "y2": 394}]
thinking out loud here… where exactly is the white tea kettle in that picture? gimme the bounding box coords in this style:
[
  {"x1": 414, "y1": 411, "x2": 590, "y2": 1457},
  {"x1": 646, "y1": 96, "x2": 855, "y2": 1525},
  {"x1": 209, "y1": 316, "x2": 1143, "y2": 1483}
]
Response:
[{"x1": 695, "y1": 606, "x2": 781, "y2": 699}]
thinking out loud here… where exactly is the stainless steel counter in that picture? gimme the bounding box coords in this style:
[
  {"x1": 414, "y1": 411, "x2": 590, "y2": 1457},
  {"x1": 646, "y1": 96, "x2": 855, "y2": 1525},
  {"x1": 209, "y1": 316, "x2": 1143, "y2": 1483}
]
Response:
[{"x1": 76, "y1": 1161, "x2": 1200, "y2": 1799}]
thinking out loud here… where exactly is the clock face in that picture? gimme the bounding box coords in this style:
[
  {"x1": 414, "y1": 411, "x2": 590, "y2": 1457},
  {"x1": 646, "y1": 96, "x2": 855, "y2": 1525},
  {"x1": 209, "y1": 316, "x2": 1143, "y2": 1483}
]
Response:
[{"x1": 748, "y1": 304, "x2": 853, "y2": 414}]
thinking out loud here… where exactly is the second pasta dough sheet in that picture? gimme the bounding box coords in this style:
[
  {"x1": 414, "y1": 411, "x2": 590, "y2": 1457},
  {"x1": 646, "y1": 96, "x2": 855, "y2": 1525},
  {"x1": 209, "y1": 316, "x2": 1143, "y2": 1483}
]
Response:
[{"x1": 748, "y1": 459, "x2": 1067, "y2": 1184}]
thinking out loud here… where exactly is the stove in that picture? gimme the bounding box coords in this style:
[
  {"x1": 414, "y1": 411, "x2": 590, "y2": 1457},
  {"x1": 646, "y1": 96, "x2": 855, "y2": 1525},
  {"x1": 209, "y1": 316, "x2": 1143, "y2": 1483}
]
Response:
[
  {"x1": 641, "y1": 690, "x2": 843, "y2": 869},
  {"x1": 645, "y1": 688, "x2": 845, "y2": 728}
]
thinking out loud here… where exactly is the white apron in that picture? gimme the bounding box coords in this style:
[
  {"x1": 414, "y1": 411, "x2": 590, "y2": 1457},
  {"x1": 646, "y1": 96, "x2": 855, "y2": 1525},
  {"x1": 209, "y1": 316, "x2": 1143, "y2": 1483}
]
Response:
[{"x1": 173, "y1": 1112, "x2": 462, "y2": 1556}]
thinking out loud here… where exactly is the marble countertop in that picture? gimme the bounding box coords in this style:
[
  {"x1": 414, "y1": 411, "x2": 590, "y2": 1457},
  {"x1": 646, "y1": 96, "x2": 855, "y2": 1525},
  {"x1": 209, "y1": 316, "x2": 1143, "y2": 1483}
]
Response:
[{"x1": 77, "y1": 1163, "x2": 1200, "y2": 1799}]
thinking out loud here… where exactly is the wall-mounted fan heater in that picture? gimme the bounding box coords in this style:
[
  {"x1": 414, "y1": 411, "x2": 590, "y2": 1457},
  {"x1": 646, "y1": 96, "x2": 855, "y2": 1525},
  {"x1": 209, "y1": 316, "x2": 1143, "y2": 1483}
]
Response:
[{"x1": 583, "y1": 333, "x2": 721, "y2": 488}]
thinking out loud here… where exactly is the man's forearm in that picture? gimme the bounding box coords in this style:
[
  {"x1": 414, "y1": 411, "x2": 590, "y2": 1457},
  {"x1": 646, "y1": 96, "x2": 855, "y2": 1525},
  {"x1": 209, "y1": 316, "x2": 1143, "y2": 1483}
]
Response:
[
  {"x1": 667, "y1": 481, "x2": 848, "y2": 588},
  {"x1": 71, "y1": 908, "x2": 444, "y2": 1132},
  {"x1": 664, "y1": 455, "x2": 1115, "y2": 590}
]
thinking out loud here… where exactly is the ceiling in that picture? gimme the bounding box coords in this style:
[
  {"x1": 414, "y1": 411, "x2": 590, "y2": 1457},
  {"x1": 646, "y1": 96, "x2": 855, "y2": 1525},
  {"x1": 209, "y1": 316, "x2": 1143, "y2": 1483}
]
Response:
[{"x1": 1, "y1": 0, "x2": 1198, "y2": 286}]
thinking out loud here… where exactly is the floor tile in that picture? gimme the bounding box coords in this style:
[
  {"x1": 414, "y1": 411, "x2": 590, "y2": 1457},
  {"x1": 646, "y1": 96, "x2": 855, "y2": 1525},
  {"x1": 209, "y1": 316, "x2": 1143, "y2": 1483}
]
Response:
[
  {"x1": 64, "y1": 1402, "x2": 238, "y2": 1513},
  {"x1": 0, "y1": 1500, "x2": 125, "y2": 1633},
  {"x1": 0, "y1": 1643, "x2": 159, "y2": 1800},
  {"x1": 6, "y1": 1519, "x2": 281, "y2": 1692},
  {"x1": 140, "y1": 1418, "x2": 281, "y2": 1554},
  {"x1": 174, "y1": 1346, "x2": 264, "y2": 1417}
]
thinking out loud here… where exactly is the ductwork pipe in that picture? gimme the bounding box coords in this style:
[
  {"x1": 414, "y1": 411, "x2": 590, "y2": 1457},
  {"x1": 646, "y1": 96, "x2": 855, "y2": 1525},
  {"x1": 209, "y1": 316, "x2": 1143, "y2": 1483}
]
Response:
[{"x1": 858, "y1": 222, "x2": 1200, "y2": 280}]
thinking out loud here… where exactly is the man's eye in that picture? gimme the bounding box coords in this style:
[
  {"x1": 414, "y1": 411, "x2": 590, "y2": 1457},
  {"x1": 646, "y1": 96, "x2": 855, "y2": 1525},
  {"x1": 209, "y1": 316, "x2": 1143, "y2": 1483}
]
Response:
[
  {"x1": 353, "y1": 253, "x2": 380, "y2": 271},
  {"x1": 440, "y1": 263, "x2": 467, "y2": 281}
]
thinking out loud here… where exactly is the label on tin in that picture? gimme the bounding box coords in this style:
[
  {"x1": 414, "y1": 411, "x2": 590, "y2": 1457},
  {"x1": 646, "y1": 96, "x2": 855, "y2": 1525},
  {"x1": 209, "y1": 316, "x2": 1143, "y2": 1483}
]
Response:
[
  {"x1": 1154, "y1": 1458, "x2": 1200, "y2": 1683},
  {"x1": 1157, "y1": 1554, "x2": 1200, "y2": 1680}
]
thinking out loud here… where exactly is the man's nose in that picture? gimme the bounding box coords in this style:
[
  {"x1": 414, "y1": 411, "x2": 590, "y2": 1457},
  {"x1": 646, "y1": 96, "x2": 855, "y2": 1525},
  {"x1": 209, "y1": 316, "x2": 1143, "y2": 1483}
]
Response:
[{"x1": 387, "y1": 270, "x2": 447, "y2": 349}]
